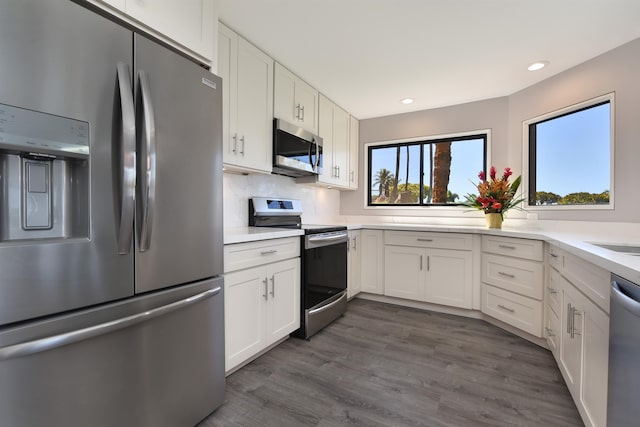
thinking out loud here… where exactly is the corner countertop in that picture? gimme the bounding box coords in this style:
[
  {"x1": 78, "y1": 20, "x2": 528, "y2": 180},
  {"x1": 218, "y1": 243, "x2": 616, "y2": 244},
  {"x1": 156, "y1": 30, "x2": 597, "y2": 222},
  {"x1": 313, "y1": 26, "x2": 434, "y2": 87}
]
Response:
[{"x1": 224, "y1": 222, "x2": 640, "y2": 284}]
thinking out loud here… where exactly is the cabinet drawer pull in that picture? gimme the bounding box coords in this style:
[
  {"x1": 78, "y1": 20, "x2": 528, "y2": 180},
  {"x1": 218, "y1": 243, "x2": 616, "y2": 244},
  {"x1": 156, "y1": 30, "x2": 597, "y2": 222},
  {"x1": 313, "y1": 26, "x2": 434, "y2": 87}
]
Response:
[
  {"x1": 498, "y1": 244, "x2": 516, "y2": 250},
  {"x1": 498, "y1": 271, "x2": 515, "y2": 279},
  {"x1": 545, "y1": 327, "x2": 555, "y2": 337},
  {"x1": 549, "y1": 253, "x2": 559, "y2": 258},
  {"x1": 270, "y1": 275, "x2": 275, "y2": 297},
  {"x1": 416, "y1": 238, "x2": 433, "y2": 242},
  {"x1": 497, "y1": 304, "x2": 515, "y2": 313},
  {"x1": 262, "y1": 278, "x2": 268, "y2": 300},
  {"x1": 231, "y1": 133, "x2": 238, "y2": 153},
  {"x1": 239, "y1": 135, "x2": 245, "y2": 155},
  {"x1": 547, "y1": 286, "x2": 558, "y2": 294},
  {"x1": 260, "y1": 250, "x2": 278, "y2": 256}
]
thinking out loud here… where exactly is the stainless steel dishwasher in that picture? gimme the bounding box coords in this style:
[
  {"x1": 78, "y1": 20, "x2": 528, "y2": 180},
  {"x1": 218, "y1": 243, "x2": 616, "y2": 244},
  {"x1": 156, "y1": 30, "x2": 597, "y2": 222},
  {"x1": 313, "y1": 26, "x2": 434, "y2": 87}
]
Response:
[{"x1": 607, "y1": 274, "x2": 640, "y2": 426}]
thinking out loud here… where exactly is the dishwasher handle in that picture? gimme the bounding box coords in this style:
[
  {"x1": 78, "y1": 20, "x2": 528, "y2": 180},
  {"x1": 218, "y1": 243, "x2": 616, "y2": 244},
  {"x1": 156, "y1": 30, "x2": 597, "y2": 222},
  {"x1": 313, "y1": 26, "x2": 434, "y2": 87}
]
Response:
[{"x1": 611, "y1": 277, "x2": 640, "y2": 317}]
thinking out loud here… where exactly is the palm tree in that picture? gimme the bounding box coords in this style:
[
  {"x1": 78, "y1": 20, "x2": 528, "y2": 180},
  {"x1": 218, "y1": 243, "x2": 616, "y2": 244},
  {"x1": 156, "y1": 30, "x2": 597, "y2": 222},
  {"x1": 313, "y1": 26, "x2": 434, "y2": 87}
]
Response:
[
  {"x1": 391, "y1": 146, "x2": 400, "y2": 202},
  {"x1": 432, "y1": 142, "x2": 452, "y2": 203},
  {"x1": 373, "y1": 168, "x2": 394, "y2": 200}
]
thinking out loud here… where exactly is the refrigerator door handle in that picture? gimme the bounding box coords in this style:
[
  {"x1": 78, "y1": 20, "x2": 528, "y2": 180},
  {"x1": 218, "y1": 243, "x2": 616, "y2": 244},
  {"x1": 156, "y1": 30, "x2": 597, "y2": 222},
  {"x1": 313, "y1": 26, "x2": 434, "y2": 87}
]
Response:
[
  {"x1": 138, "y1": 70, "x2": 157, "y2": 252},
  {"x1": 0, "y1": 286, "x2": 221, "y2": 362},
  {"x1": 116, "y1": 62, "x2": 136, "y2": 254}
]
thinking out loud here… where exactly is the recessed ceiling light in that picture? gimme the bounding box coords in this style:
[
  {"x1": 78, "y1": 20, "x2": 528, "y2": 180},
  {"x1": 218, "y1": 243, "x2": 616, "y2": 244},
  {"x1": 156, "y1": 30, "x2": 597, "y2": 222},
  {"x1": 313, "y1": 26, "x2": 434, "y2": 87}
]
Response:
[
  {"x1": 401, "y1": 98, "x2": 414, "y2": 104},
  {"x1": 528, "y1": 61, "x2": 549, "y2": 71}
]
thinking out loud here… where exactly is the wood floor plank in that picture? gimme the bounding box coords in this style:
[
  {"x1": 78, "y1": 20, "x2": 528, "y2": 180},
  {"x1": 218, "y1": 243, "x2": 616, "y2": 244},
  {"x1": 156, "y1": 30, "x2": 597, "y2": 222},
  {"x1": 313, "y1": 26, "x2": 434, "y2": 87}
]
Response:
[{"x1": 199, "y1": 299, "x2": 583, "y2": 427}]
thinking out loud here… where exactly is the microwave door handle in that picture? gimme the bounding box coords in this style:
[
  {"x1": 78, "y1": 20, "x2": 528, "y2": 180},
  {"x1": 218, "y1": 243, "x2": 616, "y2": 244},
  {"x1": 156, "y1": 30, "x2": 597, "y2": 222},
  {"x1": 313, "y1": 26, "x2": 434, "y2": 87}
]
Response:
[
  {"x1": 308, "y1": 139, "x2": 314, "y2": 170},
  {"x1": 138, "y1": 70, "x2": 157, "y2": 252},
  {"x1": 313, "y1": 137, "x2": 319, "y2": 170},
  {"x1": 115, "y1": 62, "x2": 136, "y2": 255}
]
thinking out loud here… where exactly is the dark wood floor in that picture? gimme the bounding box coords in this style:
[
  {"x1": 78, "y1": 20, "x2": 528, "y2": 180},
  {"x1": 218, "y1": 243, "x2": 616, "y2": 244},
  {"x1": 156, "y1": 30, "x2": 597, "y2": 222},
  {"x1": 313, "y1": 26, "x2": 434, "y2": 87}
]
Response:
[{"x1": 199, "y1": 299, "x2": 583, "y2": 427}]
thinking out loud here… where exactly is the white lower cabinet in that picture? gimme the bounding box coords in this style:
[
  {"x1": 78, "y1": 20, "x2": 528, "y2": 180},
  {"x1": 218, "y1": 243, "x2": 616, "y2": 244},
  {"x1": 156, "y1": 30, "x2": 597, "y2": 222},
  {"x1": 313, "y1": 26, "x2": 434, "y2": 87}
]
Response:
[
  {"x1": 481, "y1": 236, "x2": 544, "y2": 337},
  {"x1": 347, "y1": 230, "x2": 361, "y2": 298},
  {"x1": 383, "y1": 231, "x2": 473, "y2": 309},
  {"x1": 224, "y1": 238, "x2": 300, "y2": 373},
  {"x1": 547, "y1": 244, "x2": 609, "y2": 427},
  {"x1": 359, "y1": 230, "x2": 384, "y2": 294}
]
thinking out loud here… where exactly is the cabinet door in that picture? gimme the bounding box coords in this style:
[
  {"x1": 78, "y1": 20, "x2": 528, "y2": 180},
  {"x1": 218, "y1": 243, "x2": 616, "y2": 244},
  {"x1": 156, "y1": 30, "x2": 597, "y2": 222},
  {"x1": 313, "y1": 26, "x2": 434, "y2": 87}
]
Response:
[
  {"x1": 234, "y1": 37, "x2": 273, "y2": 173},
  {"x1": 295, "y1": 78, "x2": 319, "y2": 133},
  {"x1": 126, "y1": 0, "x2": 214, "y2": 60},
  {"x1": 348, "y1": 115, "x2": 359, "y2": 189},
  {"x1": 224, "y1": 266, "x2": 267, "y2": 372},
  {"x1": 273, "y1": 63, "x2": 297, "y2": 124},
  {"x1": 332, "y1": 104, "x2": 350, "y2": 187},
  {"x1": 560, "y1": 282, "x2": 582, "y2": 396},
  {"x1": 318, "y1": 95, "x2": 335, "y2": 185},
  {"x1": 347, "y1": 231, "x2": 362, "y2": 298},
  {"x1": 426, "y1": 249, "x2": 473, "y2": 309},
  {"x1": 265, "y1": 258, "x2": 301, "y2": 345},
  {"x1": 360, "y1": 230, "x2": 384, "y2": 294},
  {"x1": 580, "y1": 297, "x2": 609, "y2": 427},
  {"x1": 218, "y1": 24, "x2": 238, "y2": 165},
  {"x1": 384, "y1": 245, "x2": 425, "y2": 300}
]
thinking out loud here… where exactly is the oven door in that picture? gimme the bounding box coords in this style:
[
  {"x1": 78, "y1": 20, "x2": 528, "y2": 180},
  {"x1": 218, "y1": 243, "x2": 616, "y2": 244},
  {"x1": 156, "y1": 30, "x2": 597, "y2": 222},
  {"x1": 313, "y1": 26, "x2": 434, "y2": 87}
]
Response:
[{"x1": 303, "y1": 233, "x2": 347, "y2": 310}]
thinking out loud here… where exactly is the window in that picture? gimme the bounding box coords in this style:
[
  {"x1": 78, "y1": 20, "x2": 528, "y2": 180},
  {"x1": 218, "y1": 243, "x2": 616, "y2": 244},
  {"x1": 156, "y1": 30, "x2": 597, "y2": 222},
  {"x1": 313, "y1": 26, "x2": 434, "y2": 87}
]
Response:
[
  {"x1": 527, "y1": 95, "x2": 613, "y2": 207},
  {"x1": 367, "y1": 133, "x2": 487, "y2": 206}
]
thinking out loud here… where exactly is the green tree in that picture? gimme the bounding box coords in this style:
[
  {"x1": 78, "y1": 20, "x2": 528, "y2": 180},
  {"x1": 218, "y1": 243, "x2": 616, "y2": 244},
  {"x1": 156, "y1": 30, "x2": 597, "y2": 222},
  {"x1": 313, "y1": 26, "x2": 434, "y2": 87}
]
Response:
[
  {"x1": 535, "y1": 191, "x2": 562, "y2": 205},
  {"x1": 373, "y1": 168, "x2": 394, "y2": 202}
]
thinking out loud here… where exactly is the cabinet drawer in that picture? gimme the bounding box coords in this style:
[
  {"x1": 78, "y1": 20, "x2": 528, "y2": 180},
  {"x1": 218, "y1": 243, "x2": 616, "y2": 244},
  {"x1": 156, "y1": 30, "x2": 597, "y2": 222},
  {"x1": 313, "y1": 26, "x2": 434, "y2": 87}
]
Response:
[
  {"x1": 547, "y1": 244, "x2": 563, "y2": 271},
  {"x1": 482, "y1": 254, "x2": 543, "y2": 300},
  {"x1": 481, "y1": 284, "x2": 542, "y2": 337},
  {"x1": 224, "y1": 237, "x2": 300, "y2": 273},
  {"x1": 547, "y1": 268, "x2": 562, "y2": 317},
  {"x1": 562, "y1": 251, "x2": 610, "y2": 314},
  {"x1": 482, "y1": 235, "x2": 543, "y2": 261},
  {"x1": 384, "y1": 230, "x2": 472, "y2": 251}
]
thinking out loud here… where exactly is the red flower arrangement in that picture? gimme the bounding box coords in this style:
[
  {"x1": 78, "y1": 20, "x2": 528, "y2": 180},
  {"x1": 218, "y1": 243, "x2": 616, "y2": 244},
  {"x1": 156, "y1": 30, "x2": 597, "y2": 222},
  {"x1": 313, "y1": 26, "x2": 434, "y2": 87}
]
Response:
[{"x1": 463, "y1": 166, "x2": 525, "y2": 219}]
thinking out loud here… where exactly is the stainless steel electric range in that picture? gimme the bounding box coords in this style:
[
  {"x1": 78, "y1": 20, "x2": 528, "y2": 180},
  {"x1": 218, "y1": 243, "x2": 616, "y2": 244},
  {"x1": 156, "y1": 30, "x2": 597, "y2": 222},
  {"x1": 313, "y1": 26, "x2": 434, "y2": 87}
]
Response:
[{"x1": 249, "y1": 197, "x2": 348, "y2": 339}]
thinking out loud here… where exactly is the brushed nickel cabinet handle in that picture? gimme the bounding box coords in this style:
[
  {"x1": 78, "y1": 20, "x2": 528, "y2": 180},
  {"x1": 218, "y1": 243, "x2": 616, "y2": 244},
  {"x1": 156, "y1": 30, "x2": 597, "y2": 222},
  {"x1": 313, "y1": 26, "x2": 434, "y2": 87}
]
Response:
[
  {"x1": 260, "y1": 250, "x2": 277, "y2": 256},
  {"x1": 497, "y1": 304, "x2": 515, "y2": 313},
  {"x1": 416, "y1": 238, "x2": 433, "y2": 242},
  {"x1": 498, "y1": 244, "x2": 516, "y2": 250},
  {"x1": 498, "y1": 271, "x2": 515, "y2": 279},
  {"x1": 263, "y1": 278, "x2": 269, "y2": 300},
  {"x1": 270, "y1": 275, "x2": 275, "y2": 297}
]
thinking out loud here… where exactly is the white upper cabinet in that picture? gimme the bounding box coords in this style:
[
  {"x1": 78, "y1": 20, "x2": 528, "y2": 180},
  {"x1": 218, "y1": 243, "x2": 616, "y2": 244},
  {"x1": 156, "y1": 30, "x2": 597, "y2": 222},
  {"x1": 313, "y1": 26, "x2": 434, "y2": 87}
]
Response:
[
  {"x1": 218, "y1": 24, "x2": 273, "y2": 174},
  {"x1": 88, "y1": 0, "x2": 215, "y2": 63},
  {"x1": 348, "y1": 115, "x2": 359, "y2": 190},
  {"x1": 317, "y1": 95, "x2": 350, "y2": 188},
  {"x1": 273, "y1": 63, "x2": 319, "y2": 134}
]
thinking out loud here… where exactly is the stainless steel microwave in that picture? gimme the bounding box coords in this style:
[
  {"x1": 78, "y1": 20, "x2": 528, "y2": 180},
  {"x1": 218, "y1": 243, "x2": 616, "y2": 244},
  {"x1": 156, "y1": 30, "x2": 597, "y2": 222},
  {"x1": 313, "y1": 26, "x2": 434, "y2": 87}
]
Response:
[{"x1": 272, "y1": 118, "x2": 323, "y2": 177}]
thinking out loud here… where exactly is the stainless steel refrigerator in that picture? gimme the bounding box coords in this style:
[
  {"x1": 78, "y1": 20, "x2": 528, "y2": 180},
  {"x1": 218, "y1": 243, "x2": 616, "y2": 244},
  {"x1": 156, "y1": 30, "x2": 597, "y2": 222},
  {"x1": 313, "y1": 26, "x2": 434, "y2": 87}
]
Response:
[{"x1": 0, "y1": 1, "x2": 225, "y2": 426}]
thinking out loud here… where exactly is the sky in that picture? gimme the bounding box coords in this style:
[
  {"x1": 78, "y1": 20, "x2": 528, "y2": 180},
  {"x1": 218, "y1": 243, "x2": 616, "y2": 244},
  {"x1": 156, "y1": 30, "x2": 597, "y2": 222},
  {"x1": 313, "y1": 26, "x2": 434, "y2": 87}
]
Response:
[{"x1": 535, "y1": 102, "x2": 610, "y2": 196}]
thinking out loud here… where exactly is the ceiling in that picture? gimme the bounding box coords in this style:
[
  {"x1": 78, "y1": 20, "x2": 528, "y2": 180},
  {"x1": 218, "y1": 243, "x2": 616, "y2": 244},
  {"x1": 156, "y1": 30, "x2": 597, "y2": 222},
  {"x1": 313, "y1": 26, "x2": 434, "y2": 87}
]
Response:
[{"x1": 218, "y1": 0, "x2": 640, "y2": 119}]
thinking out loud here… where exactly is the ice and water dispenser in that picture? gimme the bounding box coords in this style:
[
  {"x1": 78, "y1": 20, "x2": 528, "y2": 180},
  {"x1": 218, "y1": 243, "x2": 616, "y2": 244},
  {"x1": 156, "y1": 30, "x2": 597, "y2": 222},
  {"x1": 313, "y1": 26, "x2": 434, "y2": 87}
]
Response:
[{"x1": 0, "y1": 103, "x2": 89, "y2": 242}]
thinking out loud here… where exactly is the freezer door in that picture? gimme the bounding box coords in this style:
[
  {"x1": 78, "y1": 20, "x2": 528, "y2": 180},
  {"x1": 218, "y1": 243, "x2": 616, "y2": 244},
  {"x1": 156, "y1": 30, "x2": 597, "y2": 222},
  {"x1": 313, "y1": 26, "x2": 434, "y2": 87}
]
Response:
[
  {"x1": 134, "y1": 34, "x2": 224, "y2": 293},
  {"x1": 0, "y1": 0, "x2": 135, "y2": 325},
  {"x1": 0, "y1": 277, "x2": 225, "y2": 427}
]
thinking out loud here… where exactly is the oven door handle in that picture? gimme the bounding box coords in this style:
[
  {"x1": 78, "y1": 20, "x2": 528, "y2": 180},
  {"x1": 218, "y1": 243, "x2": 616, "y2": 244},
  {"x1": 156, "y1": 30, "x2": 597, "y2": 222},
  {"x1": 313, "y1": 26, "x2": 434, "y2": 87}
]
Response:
[
  {"x1": 308, "y1": 292, "x2": 347, "y2": 316},
  {"x1": 306, "y1": 232, "x2": 348, "y2": 249}
]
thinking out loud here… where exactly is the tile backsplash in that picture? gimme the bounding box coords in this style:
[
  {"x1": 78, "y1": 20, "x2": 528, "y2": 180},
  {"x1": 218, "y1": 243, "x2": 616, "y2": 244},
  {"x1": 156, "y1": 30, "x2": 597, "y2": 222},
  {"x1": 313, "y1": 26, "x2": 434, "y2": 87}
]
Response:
[{"x1": 223, "y1": 172, "x2": 342, "y2": 228}]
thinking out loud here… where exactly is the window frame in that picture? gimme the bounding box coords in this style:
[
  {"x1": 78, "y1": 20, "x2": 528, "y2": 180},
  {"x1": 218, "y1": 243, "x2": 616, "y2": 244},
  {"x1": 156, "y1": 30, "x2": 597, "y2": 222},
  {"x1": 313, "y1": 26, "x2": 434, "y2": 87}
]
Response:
[
  {"x1": 365, "y1": 129, "x2": 490, "y2": 208},
  {"x1": 523, "y1": 93, "x2": 615, "y2": 211}
]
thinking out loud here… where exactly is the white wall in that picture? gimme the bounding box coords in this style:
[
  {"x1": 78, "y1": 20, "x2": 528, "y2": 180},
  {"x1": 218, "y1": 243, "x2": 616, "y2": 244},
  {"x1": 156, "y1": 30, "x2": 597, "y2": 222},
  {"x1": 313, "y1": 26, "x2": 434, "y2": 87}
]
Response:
[
  {"x1": 341, "y1": 37, "x2": 640, "y2": 224},
  {"x1": 223, "y1": 173, "x2": 341, "y2": 227}
]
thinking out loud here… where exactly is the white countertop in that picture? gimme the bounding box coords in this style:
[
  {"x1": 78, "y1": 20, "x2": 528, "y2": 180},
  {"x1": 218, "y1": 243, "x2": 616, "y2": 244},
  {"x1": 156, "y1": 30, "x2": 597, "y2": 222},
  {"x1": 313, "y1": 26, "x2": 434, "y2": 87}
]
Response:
[
  {"x1": 224, "y1": 226, "x2": 303, "y2": 244},
  {"x1": 225, "y1": 223, "x2": 640, "y2": 284}
]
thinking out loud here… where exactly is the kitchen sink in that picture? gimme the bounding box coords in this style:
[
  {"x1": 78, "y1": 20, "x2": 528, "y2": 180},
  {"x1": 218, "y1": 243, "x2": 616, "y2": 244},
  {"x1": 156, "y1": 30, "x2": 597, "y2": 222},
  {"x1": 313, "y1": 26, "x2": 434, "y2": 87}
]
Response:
[{"x1": 590, "y1": 243, "x2": 640, "y2": 255}]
